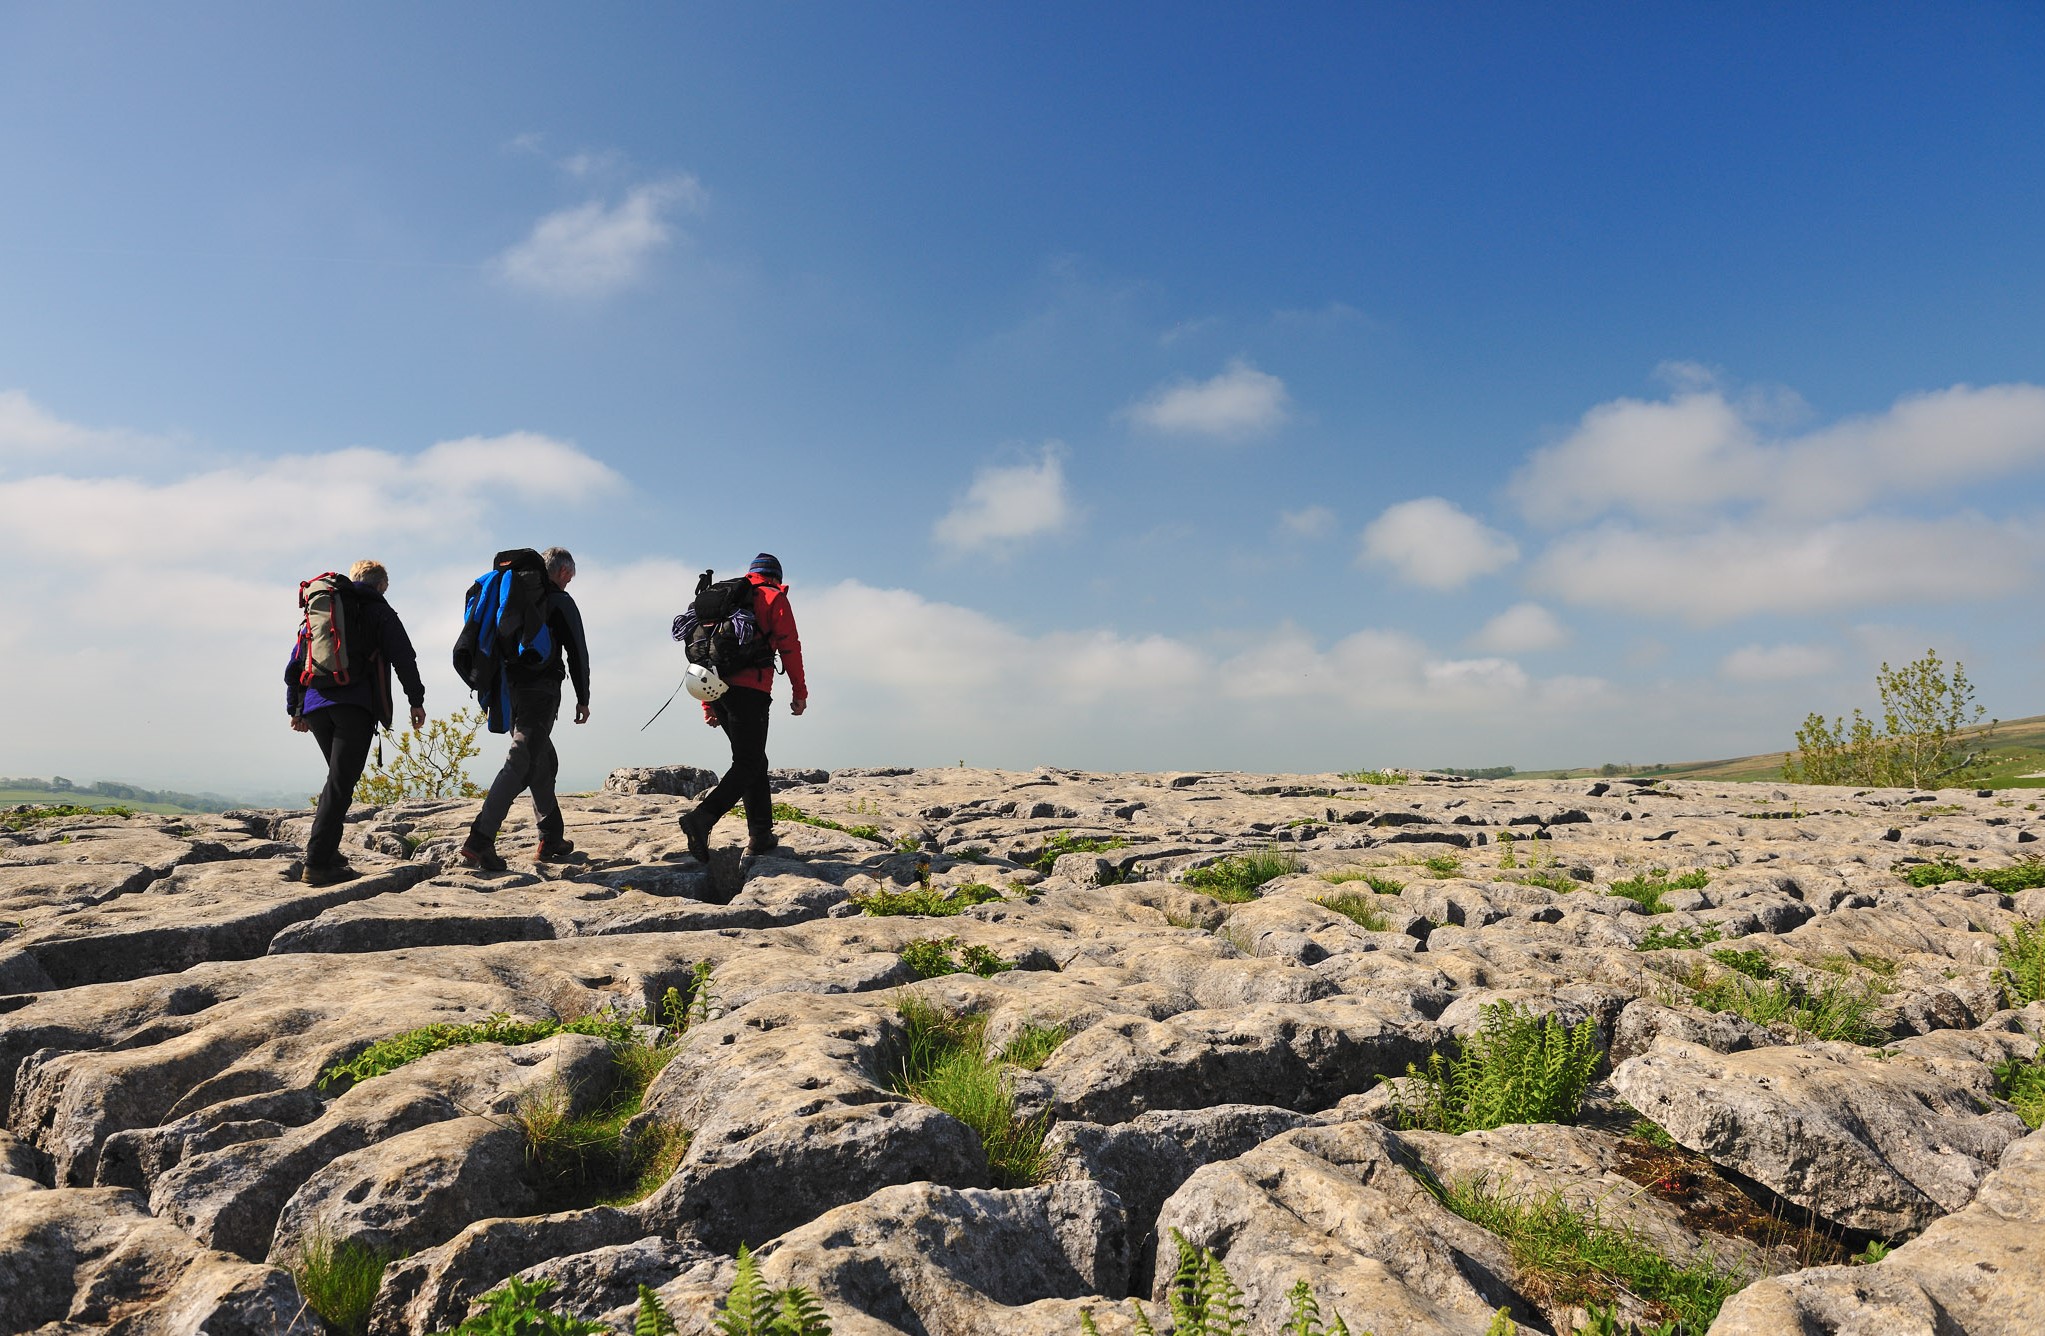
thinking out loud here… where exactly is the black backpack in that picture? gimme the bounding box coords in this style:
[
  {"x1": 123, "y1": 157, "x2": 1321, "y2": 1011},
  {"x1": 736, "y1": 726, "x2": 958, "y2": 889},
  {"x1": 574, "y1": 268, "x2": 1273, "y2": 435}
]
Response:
[
  {"x1": 674, "y1": 570, "x2": 776, "y2": 677},
  {"x1": 451, "y1": 548, "x2": 554, "y2": 695}
]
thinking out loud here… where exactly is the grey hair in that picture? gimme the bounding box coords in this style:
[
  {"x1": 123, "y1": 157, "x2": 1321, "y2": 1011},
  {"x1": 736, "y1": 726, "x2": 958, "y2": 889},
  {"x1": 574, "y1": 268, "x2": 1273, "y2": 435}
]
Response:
[{"x1": 542, "y1": 547, "x2": 576, "y2": 578}]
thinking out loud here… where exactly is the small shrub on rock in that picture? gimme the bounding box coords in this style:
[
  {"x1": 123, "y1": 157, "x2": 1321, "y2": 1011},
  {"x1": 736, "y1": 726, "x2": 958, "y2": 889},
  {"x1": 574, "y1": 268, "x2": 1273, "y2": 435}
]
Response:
[
  {"x1": 1183, "y1": 848, "x2": 1303, "y2": 902},
  {"x1": 899, "y1": 936, "x2": 1013, "y2": 979},
  {"x1": 1392, "y1": 1002, "x2": 1601, "y2": 1134},
  {"x1": 355, "y1": 707, "x2": 485, "y2": 803}
]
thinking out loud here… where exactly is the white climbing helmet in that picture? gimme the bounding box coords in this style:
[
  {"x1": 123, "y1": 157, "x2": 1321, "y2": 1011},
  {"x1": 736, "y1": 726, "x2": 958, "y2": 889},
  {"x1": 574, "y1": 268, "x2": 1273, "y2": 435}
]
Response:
[{"x1": 684, "y1": 663, "x2": 728, "y2": 702}]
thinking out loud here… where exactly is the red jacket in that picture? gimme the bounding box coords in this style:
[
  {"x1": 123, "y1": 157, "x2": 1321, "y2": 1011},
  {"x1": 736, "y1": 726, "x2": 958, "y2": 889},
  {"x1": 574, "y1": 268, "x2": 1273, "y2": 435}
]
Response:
[{"x1": 706, "y1": 573, "x2": 807, "y2": 716}]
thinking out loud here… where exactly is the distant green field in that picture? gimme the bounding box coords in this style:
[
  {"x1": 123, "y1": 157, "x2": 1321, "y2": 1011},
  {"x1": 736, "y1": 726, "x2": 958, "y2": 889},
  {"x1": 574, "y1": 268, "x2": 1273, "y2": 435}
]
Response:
[
  {"x1": 1517, "y1": 713, "x2": 2045, "y2": 788},
  {"x1": 0, "y1": 786, "x2": 216, "y2": 816}
]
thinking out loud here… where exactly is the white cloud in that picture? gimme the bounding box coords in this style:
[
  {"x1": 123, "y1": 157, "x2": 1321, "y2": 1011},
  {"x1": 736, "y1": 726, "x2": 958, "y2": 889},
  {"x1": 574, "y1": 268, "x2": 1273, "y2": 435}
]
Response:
[
  {"x1": 1530, "y1": 514, "x2": 2037, "y2": 625},
  {"x1": 1277, "y1": 505, "x2": 1336, "y2": 540},
  {"x1": 1471, "y1": 602, "x2": 1569, "y2": 653},
  {"x1": 0, "y1": 389, "x2": 161, "y2": 463},
  {"x1": 932, "y1": 445, "x2": 1073, "y2": 555},
  {"x1": 495, "y1": 175, "x2": 706, "y2": 298},
  {"x1": 1123, "y1": 359, "x2": 1290, "y2": 440},
  {"x1": 1512, "y1": 380, "x2": 2045, "y2": 526},
  {"x1": 0, "y1": 432, "x2": 622, "y2": 564},
  {"x1": 1358, "y1": 497, "x2": 1520, "y2": 590},
  {"x1": 1719, "y1": 643, "x2": 1837, "y2": 682}
]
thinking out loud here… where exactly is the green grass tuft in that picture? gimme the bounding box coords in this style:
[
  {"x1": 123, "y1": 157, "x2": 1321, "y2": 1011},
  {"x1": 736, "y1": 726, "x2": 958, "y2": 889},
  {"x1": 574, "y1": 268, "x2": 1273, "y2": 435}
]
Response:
[
  {"x1": 1708, "y1": 947, "x2": 1775, "y2": 980},
  {"x1": 1609, "y1": 867, "x2": 1710, "y2": 914},
  {"x1": 1182, "y1": 847, "x2": 1304, "y2": 902},
  {"x1": 891, "y1": 998, "x2": 1049, "y2": 1187},
  {"x1": 1030, "y1": 832, "x2": 1129, "y2": 873},
  {"x1": 1690, "y1": 972, "x2": 1886, "y2": 1045},
  {"x1": 1317, "y1": 893, "x2": 1390, "y2": 932},
  {"x1": 998, "y1": 1022, "x2": 1070, "y2": 1071},
  {"x1": 852, "y1": 882, "x2": 1003, "y2": 917},
  {"x1": 1904, "y1": 860, "x2": 2045, "y2": 894},
  {"x1": 1433, "y1": 1179, "x2": 1745, "y2": 1334},
  {"x1": 1637, "y1": 924, "x2": 1722, "y2": 951},
  {"x1": 320, "y1": 1011, "x2": 645, "y2": 1088},
  {"x1": 295, "y1": 1235, "x2": 389, "y2": 1336},
  {"x1": 1392, "y1": 1002, "x2": 1601, "y2": 1134}
]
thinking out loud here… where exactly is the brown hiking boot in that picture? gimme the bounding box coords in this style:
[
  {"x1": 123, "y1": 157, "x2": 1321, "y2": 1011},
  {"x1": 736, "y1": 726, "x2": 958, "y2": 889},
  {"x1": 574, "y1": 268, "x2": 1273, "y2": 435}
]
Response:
[
  {"x1": 301, "y1": 859, "x2": 361, "y2": 887},
  {"x1": 746, "y1": 835, "x2": 780, "y2": 858},
  {"x1": 535, "y1": 837, "x2": 577, "y2": 862},
  {"x1": 459, "y1": 843, "x2": 508, "y2": 873}
]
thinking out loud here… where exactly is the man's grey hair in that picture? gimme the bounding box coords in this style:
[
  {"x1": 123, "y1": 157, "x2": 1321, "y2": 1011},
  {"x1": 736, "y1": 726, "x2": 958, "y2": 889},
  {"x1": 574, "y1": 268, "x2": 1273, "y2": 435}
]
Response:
[{"x1": 542, "y1": 547, "x2": 576, "y2": 579}]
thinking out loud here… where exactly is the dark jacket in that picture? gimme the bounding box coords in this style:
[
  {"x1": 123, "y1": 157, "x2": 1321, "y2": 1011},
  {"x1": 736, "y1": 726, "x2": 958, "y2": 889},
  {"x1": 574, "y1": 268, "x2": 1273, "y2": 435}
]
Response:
[
  {"x1": 507, "y1": 588, "x2": 590, "y2": 708},
  {"x1": 285, "y1": 582, "x2": 426, "y2": 729}
]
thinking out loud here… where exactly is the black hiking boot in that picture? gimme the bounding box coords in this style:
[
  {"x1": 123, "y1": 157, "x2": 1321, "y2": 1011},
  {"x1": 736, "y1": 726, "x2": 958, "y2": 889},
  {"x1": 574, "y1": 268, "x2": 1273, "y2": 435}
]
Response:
[
  {"x1": 301, "y1": 859, "x2": 361, "y2": 887},
  {"x1": 535, "y1": 837, "x2": 577, "y2": 862},
  {"x1": 679, "y1": 812, "x2": 712, "y2": 864},
  {"x1": 459, "y1": 843, "x2": 508, "y2": 873}
]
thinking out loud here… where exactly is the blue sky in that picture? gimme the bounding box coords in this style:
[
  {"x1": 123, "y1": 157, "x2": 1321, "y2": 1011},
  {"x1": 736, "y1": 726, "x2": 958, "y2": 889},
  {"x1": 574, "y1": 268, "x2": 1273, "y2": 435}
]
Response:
[{"x1": 4, "y1": 4, "x2": 2044, "y2": 793}]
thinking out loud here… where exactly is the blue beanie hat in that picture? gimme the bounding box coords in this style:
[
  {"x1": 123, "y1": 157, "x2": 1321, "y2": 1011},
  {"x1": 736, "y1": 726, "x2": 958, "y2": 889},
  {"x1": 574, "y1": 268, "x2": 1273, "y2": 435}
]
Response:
[{"x1": 749, "y1": 553, "x2": 783, "y2": 582}]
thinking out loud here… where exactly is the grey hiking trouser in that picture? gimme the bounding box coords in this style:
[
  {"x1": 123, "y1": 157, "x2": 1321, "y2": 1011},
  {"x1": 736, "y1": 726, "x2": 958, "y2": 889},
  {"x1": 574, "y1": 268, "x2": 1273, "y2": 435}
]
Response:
[{"x1": 469, "y1": 685, "x2": 564, "y2": 847}]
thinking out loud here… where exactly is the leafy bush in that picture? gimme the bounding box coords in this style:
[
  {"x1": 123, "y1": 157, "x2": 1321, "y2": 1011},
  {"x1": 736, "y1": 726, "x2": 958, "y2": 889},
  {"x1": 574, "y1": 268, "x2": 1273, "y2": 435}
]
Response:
[
  {"x1": 1690, "y1": 973, "x2": 1886, "y2": 1045},
  {"x1": 1608, "y1": 868, "x2": 1710, "y2": 914},
  {"x1": 1340, "y1": 769, "x2": 1409, "y2": 785},
  {"x1": 852, "y1": 883, "x2": 1002, "y2": 917},
  {"x1": 1433, "y1": 1180, "x2": 1745, "y2": 1334},
  {"x1": 1636, "y1": 924, "x2": 1721, "y2": 952},
  {"x1": 1392, "y1": 1003, "x2": 1601, "y2": 1134},
  {"x1": 713, "y1": 1245, "x2": 832, "y2": 1336},
  {"x1": 890, "y1": 998, "x2": 1049, "y2": 1187},
  {"x1": 1994, "y1": 1039, "x2": 2045, "y2": 1129},
  {"x1": 0, "y1": 802, "x2": 135, "y2": 830},
  {"x1": 1421, "y1": 853, "x2": 1462, "y2": 878},
  {"x1": 1708, "y1": 948, "x2": 1775, "y2": 981},
  {"x1": 900, "y1": 936, "x2": 1013, "y2": 979},
  {"x1": 2000, "y1": 921, "x2": 2045, "y2": 1007},
  {"x1": 295, "y1": 1234, "x2": 389, "y2": 1336},
  {"x1": 430, "y1": 1276, "x2": 610, "y2": 1335},
  {"x1": 355, "y1": 707, "x2": 485, "y2": 803},
  {"x1": 1905, "y1": 861, "x2": 2045, "y2": 894},
  {"x1": 1030, "y1": 832, "x2": 1129, "y2": 873},
  {"x1": 1183, "y1": 848, "x2": 1304, "y2": 902},
  {"x1": 1317, "y1": 893, "x2": 1389, "y2": 932},
  {"x1": 1784, "y1": 649, "x2": 1995, "y2": 787}
]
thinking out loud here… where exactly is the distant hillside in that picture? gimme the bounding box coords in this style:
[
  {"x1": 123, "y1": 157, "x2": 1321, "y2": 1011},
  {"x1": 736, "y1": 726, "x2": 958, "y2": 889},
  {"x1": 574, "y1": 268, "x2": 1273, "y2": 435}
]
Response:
[
  {"x1": 0, "y1": 776, "x2": 247, "y2": 815},
  {"x1": 1517, "y1": 712, "x2": 2045, "y2": 787}
]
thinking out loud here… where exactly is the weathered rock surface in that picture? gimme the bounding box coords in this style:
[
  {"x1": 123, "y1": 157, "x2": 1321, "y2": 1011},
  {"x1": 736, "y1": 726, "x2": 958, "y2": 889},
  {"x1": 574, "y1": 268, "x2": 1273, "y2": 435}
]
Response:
[{"x1": 5, "y1": 771, "x2": 2045, "y2": 1334}]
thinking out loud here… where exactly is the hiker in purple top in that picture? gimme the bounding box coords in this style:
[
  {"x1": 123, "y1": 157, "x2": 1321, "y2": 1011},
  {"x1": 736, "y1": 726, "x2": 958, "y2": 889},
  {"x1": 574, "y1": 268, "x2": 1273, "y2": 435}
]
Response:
[{"x1": 284, "y1": 560, "x2": 426, "y2": 886}]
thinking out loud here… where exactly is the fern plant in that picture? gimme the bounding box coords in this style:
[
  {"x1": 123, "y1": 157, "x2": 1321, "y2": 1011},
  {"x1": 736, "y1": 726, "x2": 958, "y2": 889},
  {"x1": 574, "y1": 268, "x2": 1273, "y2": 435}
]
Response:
[
  {"x1": 1392, "y1": 1003, "x2": 1601, "y2": 1133},
  {"x1": 1283, "y1": 1279, "x2": 1353, "y2": 1336},
  {"x1": 635, "y1": 1285, "x2": 678, "y2": 1336},
  {"x1": 430, "y1": 1276, "x2": 609, "y2": 1335},
  {"x1": 1998, "y1": 921, "x2": 2045, "y2": 1007},
  {"x1": 713, "y1": 1245, "x2": 831, "y2": 1336}
]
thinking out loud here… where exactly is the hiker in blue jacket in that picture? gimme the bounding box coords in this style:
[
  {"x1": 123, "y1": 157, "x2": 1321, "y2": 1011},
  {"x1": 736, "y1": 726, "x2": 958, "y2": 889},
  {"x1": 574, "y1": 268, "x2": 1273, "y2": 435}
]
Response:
[
  {"x1": 284, "y1": 560, "x2": 427, "y2": 886},
  {"x1": 460, "y1": 547, "x2": 590, "y2": 870}
]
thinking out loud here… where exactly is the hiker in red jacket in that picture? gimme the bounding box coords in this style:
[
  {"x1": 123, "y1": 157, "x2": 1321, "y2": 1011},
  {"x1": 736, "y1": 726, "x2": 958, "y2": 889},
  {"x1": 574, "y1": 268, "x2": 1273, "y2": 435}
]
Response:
[{"x1": 678, "y1": 553, "x2": 808, "y2": 859}]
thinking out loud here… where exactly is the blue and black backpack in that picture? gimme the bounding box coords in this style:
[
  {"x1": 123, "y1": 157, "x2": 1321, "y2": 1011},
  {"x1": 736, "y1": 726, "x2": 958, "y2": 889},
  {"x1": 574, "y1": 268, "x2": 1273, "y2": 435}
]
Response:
[{"x1": 451, "y1": 548, "x2": 554, "y2": 732}]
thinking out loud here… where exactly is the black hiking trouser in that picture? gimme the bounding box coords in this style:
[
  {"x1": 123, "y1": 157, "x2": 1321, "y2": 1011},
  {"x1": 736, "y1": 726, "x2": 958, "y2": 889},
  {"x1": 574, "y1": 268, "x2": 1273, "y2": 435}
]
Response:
[
  {"x1": 468, "y1": 685, "x2": 564, "y2": 848},
  {"x1": 689, "y1": 686, "x2": 774, "y2": 845},
  {"x1": 306, "y1": 704, "x2": 376, "y2": 867}
]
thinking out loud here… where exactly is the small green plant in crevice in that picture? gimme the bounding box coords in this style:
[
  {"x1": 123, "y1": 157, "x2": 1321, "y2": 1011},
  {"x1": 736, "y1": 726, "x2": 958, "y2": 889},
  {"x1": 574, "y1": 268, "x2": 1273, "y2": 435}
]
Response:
[
  {"x1": 1689, "y1": 972, "x2": 1886, "y2": 1046},
  {"x1": 320, "y1": 1011, "x2": 645, "y2": 1088},
  {"x1": 1431, "y1": 1179, "x2": 1745, "y2": 1334},
  {"x1": 1993, "y1": 1036, "x2": 2045, "y2": 1129},
  {"x1": 889, "y1": 997, "x2": 1049, "y2": 1188},
  {"x1": 1282, "y1": 1278, "x2": 1356, "y2": 1336},
  {"x1": 1497, "y1": 829, "x2": 1519, "y2": 868},
  {"x1": 1340, "y1": 768, "x2": 1409, "y2": 785},
  {"x1": 1608, "y1": 868, "x2": 1710, "y2": 914},
  {"x1": 1418, "y1": 853, "x2": 1462, "y2": 879},
  {"x1": 770, "y1": 802, "x2": 884, "y2": 843},
  {"x1": 1391, "y1": 1002, "x2": 1602, "y2": 1134},
  {"x1": 1852, "y1": 1240, "x2": 1894, "y2": 1266},
  {"x1": 1636, "y1": 924, "x2": 1721, "y2": 952},
  {"x1": 1182, "y1": 847, "x2": 1304, "y2": 902},
  {"x1": 429, "y1": 1275, "x2": 610, "y2": 1335},
  {"x1": 1317, "y1": 893, "x2": 1390, "y2": 932},
  {"x1": 1708, "y1": 948, "x2": 1775, "y2": 981},
  {"x1": 1081, "y1": 1232, "x2": 1375, "y2": 1336},
  {"x1": 1997, "y1": 920, "x2": 2045, "y2": 1007},
  {"x1": 1513, "y1": 869, "x2": 1580, "y2": 894},
  {"x1": 295, "y1": 1234, "x2": 390, "y2": 1336},
  {"x1": 1904, "y1": 860, "x2": 2045, "y2": 894},
  {"x1": 1031, "y1": 832, "x2": 1130, "y2": 873},
  {"x1": 1629, "y1": 1116, "x2": 1679, "y2": 1150},
  {"x1": 953, "y1": 845, "x2": 991, "y2": 863},
  {"x1": 852, "y1": 882, "x2": 1002, "y2": 917},
  {"x1": 900, "y1": 936, "x2": 1014, "y2": 980},
  {"x1": 999, "y1": 1021, "x2": 1070, "y2": 1071},
  {"x1": 713, "y1": 1245, "x2": 832, "y2": 1336}
]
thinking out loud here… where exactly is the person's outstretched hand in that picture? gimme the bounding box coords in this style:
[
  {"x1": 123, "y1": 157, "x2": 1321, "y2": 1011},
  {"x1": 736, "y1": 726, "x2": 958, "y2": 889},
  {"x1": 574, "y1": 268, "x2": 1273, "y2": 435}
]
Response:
[
  {"x1": 791, "y1": 697, "x2": 808, "y2": 716},
  {"x1": 410, "y1": 705, "x2": 427, "y2": 731}
]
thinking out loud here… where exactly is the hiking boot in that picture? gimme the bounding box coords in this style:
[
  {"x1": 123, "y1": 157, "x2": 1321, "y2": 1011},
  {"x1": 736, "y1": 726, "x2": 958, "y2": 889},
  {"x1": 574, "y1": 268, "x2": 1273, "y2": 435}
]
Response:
[
  {"x1": 678, "y1": 813, "x2": 712, "y2": 864},
  {"x1": 459, "y1": 843, "x2": 508, "y2": 873},
  {"x1": 746, "y1": 834, "x2": 780, "y2": 858},
  {"x1": 301, "y1": 859, "x2": 361, "y2": 887},
  {"x1": 534, "y1": 837, "x2": 577, "y2": 862}
]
